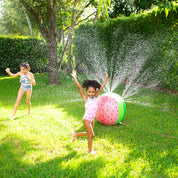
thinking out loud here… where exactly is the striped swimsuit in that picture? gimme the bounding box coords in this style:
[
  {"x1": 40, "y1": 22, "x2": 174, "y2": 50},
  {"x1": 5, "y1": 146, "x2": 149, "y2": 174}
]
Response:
[
  {"x1": 20, "y1": 75, "x2": 32, "y2": 91},
  {"x1": 83, "y1": 96, "x2": 98, "y2": 123}
]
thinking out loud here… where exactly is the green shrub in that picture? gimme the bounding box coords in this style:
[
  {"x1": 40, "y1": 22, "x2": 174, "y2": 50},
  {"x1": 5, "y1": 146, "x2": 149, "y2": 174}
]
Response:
[
  {"x1": 74, "y1": 6, "x2": 178, "y2": 91},
  {"x1": 0, "y1": 35, "x2": 48, "y2": 74},
  {"x1": 160, "y1": 28, "x2": 178, "y2": 90}
]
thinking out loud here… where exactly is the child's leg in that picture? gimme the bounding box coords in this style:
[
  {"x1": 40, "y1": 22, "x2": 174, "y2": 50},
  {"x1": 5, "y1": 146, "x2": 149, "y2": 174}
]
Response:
[
  {"x1": 83, "y1": 119, "x2": 94, "y2": 153},
  {"x1": 72, "y1": 119, "x2": 89, "y2": 140},
  {"x1": 72, "y1": 120, "x2": 93, "y2": 141},
  {"x1": 71, "y1": 129, "x2": 88, "y2": 142},
  {"x1": 91, "y1": 120, "x2": 94, "y2": 129},
  {"x1": 72, "y1": 120, "x2": 95, "y2": 153},
  {"x1": 12, "y1": 87, "x2": 25, "y2": 119},
  {"x1": 72, "y1": 120, "x2": 94, "y2": 138},
  {"x1": 26, "y1": 89, "x2": 32, "y2": 116},
  {"x1": 72, "y1": 126, "x2": 88, "y2": 140},
  {"x1": 72, "y1": 120, "x2": 95, "y2": 152}
]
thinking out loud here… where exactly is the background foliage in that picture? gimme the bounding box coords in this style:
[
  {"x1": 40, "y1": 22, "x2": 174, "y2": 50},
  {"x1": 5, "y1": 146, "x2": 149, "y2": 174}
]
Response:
[
  {"x1": 0, "y1": 36, "x2": 48, "y2": 74},
  {"x1": 74, "y1": 6, "x2": 178, "y2": 91},
  {"x1": 0, "y1": 0, "x2": 39, "y2": 36}
]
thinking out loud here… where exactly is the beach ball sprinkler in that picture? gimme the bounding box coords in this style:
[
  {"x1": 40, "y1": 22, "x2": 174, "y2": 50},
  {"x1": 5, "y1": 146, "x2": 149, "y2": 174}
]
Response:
[{"x1": 96, "y1": 93, "x2": 126, "y2": 125}]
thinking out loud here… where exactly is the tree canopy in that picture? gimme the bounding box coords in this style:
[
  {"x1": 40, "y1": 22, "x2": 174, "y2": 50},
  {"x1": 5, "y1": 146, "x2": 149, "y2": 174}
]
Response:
[{"x1": 0, "y1": 0, "x2": 177, "y2": 85}]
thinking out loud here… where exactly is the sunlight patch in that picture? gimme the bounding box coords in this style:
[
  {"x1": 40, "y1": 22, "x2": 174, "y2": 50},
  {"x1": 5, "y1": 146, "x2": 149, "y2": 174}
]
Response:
[{"x1": 129, "y1": 158, "x2": 151, "y2": 177}]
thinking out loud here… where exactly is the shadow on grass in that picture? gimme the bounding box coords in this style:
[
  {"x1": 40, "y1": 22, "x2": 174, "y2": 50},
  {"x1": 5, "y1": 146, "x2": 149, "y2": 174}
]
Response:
[
  {"x1": 68, "y1": 102, "x2": 177, "y2": 177},
  {"x1": 0, "y1": 114, "x2": 27, "y2": 122},
  {"x1": 1, "y1": 74, "x2": 177, "y2": 177},
  {"x1": 0, "y1": 134, "x2": 106, "y2": 178}
]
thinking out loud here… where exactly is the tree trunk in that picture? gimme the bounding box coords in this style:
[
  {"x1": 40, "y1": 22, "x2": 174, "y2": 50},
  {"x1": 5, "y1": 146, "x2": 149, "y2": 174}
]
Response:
[
  {"x1": 67, "y1": 0, "x2": 77, "y2": 72},
  {"x1": 67, "y1": 33, "x2": 73, "y2": 72},
  {"x1": 94, "y1": 11, "x2": 98, "y2": 23},
  {"x1": 59, "y1": 36, "x2": 69, "y2": 70},
  {"x1": 46, "y1": 34, "x2": 61, "y2": 85},
  {"x1": 46, "y1": 0, "x2": 61, "y2": 85},
  {"x1": 20, "y1": 0, "x2": 61, "y2": 85},
  {"x1": 21, "y1": 4, "x2": 34, "y2": 36}
]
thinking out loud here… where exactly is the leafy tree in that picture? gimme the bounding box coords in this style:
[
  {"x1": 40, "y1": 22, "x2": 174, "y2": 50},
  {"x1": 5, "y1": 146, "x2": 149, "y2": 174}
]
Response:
[
  {"x1": 62, "y1": 0, "x2": 97, "y2": 71},
  {"x1": 0, "y1": 0, "x2": 115, "y2": 84},
  {"x1": 0, "y1": 0, "x2": 39, "y2": 36},
  {"x1": 60, "y1": 0, "x2": 113, "y2": 71},
  {"x1": 155, "y1": 0, "x2": 177, "y2": 17},
  {"x1": 109, "y1": 0, "x2": 177, "y2": 18},
  {"x1": 109, "y1": 0, "x2": 135, "y2": 17},
  {"x1": 18, "y1": 0, "x2": 62, "y2": 84}
]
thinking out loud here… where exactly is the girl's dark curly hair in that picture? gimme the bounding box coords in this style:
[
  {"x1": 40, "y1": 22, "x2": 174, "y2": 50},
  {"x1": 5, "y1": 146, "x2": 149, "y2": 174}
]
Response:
[
  {"x1": 20, "y1": 63, "x2": 30, "y2": 71},
  {"x1": 82, "y1": 79, "x2": 101, "y2": 90}
]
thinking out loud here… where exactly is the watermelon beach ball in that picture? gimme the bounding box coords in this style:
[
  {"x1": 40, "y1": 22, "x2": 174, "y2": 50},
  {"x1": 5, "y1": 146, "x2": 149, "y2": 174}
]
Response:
[{"x1": 96, "y1": 93, "x2": 126, "y2": 125}]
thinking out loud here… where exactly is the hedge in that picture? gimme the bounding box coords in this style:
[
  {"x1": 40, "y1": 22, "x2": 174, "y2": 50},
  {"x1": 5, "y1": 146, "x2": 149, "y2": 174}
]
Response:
[
  {"x1": 74, "y1": 7, "x2": 178, "y2": 91},
  {"x1": 0, "y1": 36, "x2": 48, "y2": 74}
]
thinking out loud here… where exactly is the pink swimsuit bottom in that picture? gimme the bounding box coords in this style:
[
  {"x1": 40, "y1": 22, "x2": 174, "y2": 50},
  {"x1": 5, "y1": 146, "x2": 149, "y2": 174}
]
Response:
[{"x1": 83, "y1": 96, "x2": 98, "y2": 123}]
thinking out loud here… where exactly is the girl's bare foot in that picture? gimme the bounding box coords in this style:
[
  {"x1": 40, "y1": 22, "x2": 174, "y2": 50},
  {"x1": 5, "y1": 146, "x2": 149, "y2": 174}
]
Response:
[
  {"x1": 10, "y1": 116, "x2": 15, "y2": 120},
  {"x1": 28, "y1": 111, "x2": 31, "y2": 116},
  {"x1": 89, "y1": 150, "x2": 97, "y2": 155},
  {"x1": 71, "y1": 131, "x2": 76, "y2": 142}
]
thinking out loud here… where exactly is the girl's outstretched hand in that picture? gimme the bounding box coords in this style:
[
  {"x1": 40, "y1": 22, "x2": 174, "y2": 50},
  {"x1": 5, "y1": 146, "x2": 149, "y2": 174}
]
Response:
[
  {"x1": 5, "y1": 68, "x2": 10, "y2": 73},
  {"x1": 105, "y1": 72, "x2": 109, "y2": 79},
  {"x1": 71, "y1": 69, "x2": 77, "y2": 78}
]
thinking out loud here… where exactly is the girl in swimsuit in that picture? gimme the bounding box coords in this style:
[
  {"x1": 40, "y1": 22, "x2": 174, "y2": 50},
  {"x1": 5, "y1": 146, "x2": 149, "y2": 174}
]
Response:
[
  {"x1": 71, "y1": 69, "x2": 109, "y2": 155},
  {"x1": 5, "y1": 63, "x2": 36, "y2": 120}
]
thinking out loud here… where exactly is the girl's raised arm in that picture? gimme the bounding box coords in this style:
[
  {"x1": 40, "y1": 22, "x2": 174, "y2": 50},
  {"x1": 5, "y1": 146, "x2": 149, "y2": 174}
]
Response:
[
  {"x1": 71, "y1": 70, "x2": 87, "y2": 103},
  {"x1": 95, "y1": 72, "x2": 109, "y2": 97},
  {"x1": 5, "y1": 68, "x2": 20, "y2": 77}
]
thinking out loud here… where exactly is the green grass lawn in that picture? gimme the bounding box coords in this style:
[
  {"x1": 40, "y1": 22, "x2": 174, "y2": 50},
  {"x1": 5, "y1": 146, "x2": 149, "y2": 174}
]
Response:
[{"x1": 0, "y1": 73, "x2": 177, "y2": 178}]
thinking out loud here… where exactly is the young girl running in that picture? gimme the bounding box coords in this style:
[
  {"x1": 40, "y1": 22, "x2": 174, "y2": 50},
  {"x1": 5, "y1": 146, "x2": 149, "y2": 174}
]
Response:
[
  {"x1": 5, "y1": 63, "x2": 36, "y2": 120},
  {"x1": 71, "y1": 69, "x2": 109, "y2": 155}
]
